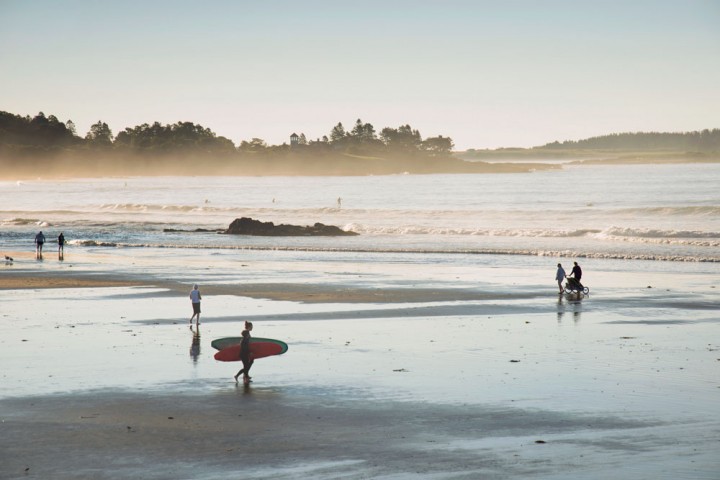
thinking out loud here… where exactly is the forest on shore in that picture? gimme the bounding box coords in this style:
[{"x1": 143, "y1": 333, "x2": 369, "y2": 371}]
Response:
[
  {"x1": 1, "y1": 110, "x2": 717, "y2": 177},
  {"x1": 0, "y1": 110, "x2": 510, "y2": 177},
  {"x1": 461, "y1": 129, "x2": 720, "y2": 163}
]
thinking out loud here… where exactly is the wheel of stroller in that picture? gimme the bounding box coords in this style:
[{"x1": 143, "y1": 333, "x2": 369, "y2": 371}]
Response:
[{"x1": 582, "y1": 287, "x2": 590, "y2": 294}]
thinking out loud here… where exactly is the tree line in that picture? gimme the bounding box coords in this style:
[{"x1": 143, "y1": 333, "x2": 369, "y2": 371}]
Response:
[
  {"x1": 0, "y1": 111, "x2": 454, "y2": 160},
  {"x1": 541, "y1": 129, "x2": 720, "y2": 152}
]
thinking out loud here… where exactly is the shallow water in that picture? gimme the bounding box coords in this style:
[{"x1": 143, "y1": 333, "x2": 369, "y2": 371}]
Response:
[{"x1": 2, "y1": 163, "x2": 719, "y2": 261}]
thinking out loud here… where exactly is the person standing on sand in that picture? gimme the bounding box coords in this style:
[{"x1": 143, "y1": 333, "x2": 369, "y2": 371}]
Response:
[
  {"x1": 234, "y1": 329, "x2": 254, "y2": 385},
  {"x1": 189, "y1": 284, "x2": 201, "y2": 326},
  {"x1": 555, "y1": 263, "x2": 566, "y2": 294},
  {"x1": 34, "y1": 231, "x2": 46, "y2": 259},
  {"x1": 58, "y1": 232, "x2": 65, "y2": 259}
]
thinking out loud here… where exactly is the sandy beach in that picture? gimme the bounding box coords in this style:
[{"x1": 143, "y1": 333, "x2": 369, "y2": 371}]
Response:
[{"x1": 1, "y1": 248, "x2": 718, "y2": 480}]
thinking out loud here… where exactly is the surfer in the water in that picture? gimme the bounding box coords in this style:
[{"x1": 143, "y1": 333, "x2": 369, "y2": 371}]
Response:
[
  {"x1": 234, "y1": 328, "x2": 254, "y2": 385},
  {"x1": 35, "y1": 231, "x2": 46, "y2": 259},
  {"x1": 189, "y1": 284, "x2": 201, "y2": 326}
]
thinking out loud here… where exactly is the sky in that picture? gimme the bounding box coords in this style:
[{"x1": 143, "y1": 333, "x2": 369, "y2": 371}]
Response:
[{"x1": 1, "y1": 0, "x2": 719, "y2": 150}]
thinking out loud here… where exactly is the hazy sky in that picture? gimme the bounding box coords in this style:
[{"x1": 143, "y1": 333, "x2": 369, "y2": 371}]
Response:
[{"x1": 1, "y1": 0, "x2": 719, "y2": 149}]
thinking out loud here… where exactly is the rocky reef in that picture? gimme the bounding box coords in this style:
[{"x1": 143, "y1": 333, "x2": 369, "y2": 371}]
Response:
[{"x1": 223, "y1": 217, "x2": 357, "y2": 236}]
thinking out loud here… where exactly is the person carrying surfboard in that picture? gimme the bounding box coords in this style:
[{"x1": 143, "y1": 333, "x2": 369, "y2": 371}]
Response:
[
  {"x1": 234, "y1": 329, "x2": 254, "y2": 385},
  {"x1": 244, "y1": 322, "x2": 254, "y2": 379}
]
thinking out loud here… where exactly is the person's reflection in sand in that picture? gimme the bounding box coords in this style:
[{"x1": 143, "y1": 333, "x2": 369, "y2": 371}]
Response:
[
  {"x1": 568, "y1": 298, "x2": 583, "y2": 323},
  {"x1": 190, "y1": 326, "x2": 200, "y2": 363},
  {"x1": 556, "y1": 295, "x2": 565, "y2": 322}
]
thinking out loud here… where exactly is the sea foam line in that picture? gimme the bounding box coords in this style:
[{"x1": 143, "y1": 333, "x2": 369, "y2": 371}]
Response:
[{"x1": 72, "y1": 240, "x2": 720, "y2": 262}]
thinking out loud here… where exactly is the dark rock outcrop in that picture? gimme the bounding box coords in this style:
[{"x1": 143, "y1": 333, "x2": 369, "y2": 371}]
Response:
[{"x1": 224, "y1": 217, "x2": 358, "y2": 236}]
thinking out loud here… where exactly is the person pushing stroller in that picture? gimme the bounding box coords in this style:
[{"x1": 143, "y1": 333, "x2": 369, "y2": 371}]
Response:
[{"x1": 566, "y1": 262, "x2": 583, "y2": 290}]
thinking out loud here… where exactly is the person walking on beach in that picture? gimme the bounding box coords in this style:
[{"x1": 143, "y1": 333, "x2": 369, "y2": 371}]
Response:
[
  {"x1": 555, "y1": 263, "x2": 566, "y2": 294},
  {"x1": 234, "y1": 329, "x2": 254, "y2": 385},
  {"x1": 569, "y1": 261, "x2": 582, "y2": 282},
  {"x1": 34, "y1": 231, "x2": 46, "y2": 259},
  {"x1": 58, "y1": 232, "x2": 66, "y2": 260},
  {"x1": 564, "y1": 261, "x2": 584, "y2": 292},
  {"x1": 189, "y1": 284, "x2": 202, "y2": 326}
]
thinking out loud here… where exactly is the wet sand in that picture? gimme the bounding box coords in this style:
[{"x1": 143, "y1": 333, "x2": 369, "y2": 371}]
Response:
[
  {"x1": 1, "y1": 252, "x2": 719, "y2": 479},
  {"x1": 1, "y1": 387, "x2": 693, "y2": 480}
]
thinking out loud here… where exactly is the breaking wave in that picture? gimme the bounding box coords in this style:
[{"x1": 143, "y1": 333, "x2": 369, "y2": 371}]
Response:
[
  {"x1": 345, "y1": 224, "x2": 719, "y2": 243},
  {"x1": 1, "y1": 218, "x2": 50, "y2": 227}
]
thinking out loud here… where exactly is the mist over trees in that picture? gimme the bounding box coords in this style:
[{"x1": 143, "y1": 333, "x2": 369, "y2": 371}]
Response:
[
  {"x1": 114, "y1": 121, "x2": 236, "y2": 155},
  {"x1": 0, "y1": 111, "x2": 79, "y2": 152},
  {"x1": 1, "y1": 109, "x2": 717, "y2": 176},
  {"x1": 0, "y1": 111, "x2": 456, "y2": 168}
]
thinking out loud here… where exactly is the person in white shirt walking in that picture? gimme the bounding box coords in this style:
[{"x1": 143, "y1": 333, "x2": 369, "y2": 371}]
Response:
[
  {"x1": 555, "y1": 263, "x2": 566, "y2": 294},
  {"x1": 189, "y1": 284, "x2": 202, "y2": 326}
]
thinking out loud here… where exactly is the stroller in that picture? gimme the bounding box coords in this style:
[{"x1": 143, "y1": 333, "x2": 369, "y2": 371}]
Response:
[{"x1": 564, "y1": 277, "x2": 589, "y2": 295}]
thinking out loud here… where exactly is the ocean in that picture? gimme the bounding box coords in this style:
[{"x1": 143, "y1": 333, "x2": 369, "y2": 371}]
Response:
[{"x1": 2, "y1": 162, "x2": 718, "y2": 265}]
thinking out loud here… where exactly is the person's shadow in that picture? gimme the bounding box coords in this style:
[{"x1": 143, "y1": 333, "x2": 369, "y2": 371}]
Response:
[{"x1": 190, "y1": 326, "x2": 200, "y2": 363}]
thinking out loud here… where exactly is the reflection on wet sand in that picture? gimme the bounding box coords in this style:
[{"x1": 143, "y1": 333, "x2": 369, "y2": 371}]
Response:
[
  {"x1": 557, "y1": 294, "x2": 583, "y2": 323},
  {"x1": 190, "y1": 327, "x2": 200, "y2": 363}
]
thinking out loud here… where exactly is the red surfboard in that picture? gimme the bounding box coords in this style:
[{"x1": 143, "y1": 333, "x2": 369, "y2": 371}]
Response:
[{"x1": 213, "y1": 338, "x2": 288, "y2": 362}]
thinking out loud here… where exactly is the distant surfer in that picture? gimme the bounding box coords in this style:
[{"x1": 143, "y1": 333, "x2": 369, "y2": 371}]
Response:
[
  {"x1": 189, "y1": 284, "x2": 202, "y2": 326},
  {"x1": 34, "y1": 231, "x2": 46, "y2": 259},
  {"x1": 234, "y1": 326, "x2": 254, "y2": 385},
  {"x1": 58, "y1": 232, "x2": 65, "y2": 260},
  {"x1": 555, "y1": 263, "x2": 566, "y2": 294},
  {"x1": 337, "y1": 197, "x2": 342, "y2": 209}
]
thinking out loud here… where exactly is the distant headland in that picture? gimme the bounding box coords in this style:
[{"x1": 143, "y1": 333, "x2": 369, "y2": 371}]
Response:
[{"x1": 1, "y1": 110, "x2": 717, "y2": 178}]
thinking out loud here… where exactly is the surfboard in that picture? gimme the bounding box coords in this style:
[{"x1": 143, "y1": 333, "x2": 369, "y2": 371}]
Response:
[
  {"x1": 213, "y1": 338, "x2": 288, "y2": 362},
  {"x1": 211, "y1": 336, "x2": 284, "y2": 351}
]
